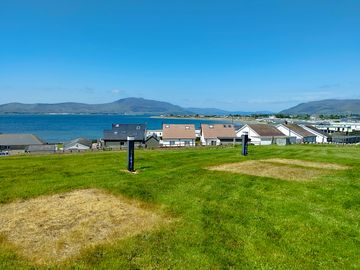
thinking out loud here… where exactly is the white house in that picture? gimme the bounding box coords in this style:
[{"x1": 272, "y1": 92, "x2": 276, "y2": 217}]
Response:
[
  {"x1": 146, "y1": 129, "x2": 163, "y2": 138},
  {"x1": 236, "y1": 124, "x2": 289, "y2": 145},
  {"x1": 64, "y1": 138, "x2": 92, "y2": 151},
  {"x1": 161, "y1": 124, "x2": 196, "y2": 147},
  {"x1": 300, "y1": 125, "x2": 328, "y2": 143},
  {"x1": 276, "y1": 123, "x2": 316, "y2": 143},
  {"x1": 200, "y1": 124, "x2": 238, "y2": 146}
]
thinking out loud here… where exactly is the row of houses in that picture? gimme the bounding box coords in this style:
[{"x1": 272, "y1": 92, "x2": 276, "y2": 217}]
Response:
[
  {"x1": 0, "y1": 134, "x2": 94, "y2": 154},
  {"x1": 237, "y1": 123, "x2": 328, "y2": 145},
  {"x1": 0, "y1": 121, "x2": 354, "y2": 155},
  {"x1": 102, "y1": 122, "x2": 331, "y2": 149},
  {"x1": 102, "y1": 123, "x2": 243, "y2": 149}
]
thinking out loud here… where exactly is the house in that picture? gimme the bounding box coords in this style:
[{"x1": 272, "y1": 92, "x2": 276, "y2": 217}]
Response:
[
  {"x1": 145, "y1": 134, "x2": 160, "y2": 149},
  {"x1": 64, "y1": 138, "x2": 92, "y2": 151},
  {"x1": 103, "y1": 124, "x2": 146, "y2": 149},
  {"x1": 0, "y1": 134, "x2": 44, "y2": 152},
  {"x1": 300, "y1": 125, "x2": 329, "y2": 143},
  {"x1": 25, "y1": 144, "x2": 57, "y2": 154},
  {"x1": 200, "y1": 124, "x2": 240, "y2": 146},
  {"x1": 236, "y1": 124, "x2": 290, "y2": 145},
  {"x1": 276, "y1": 123, "x2": 316, "y2": 143},
  {"x1": 146, "y1": 129, "x2": 163, "y2": 138},
  {"x1": 161, "y1": 124, "x2": 196, "y2": 147}
]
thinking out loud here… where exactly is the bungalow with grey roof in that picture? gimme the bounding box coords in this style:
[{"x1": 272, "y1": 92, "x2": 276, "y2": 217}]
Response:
[
  {"x1": 64, "y1": 138, "x2": 92, "y2": 151},
  {"x1": 0, "y1": 134, "x2": 44, "y2": 153},
  {"x1": 300, "y1": 125, "x2": 328, "y2": 143},
  {"x1": 103, "y1": 124, "x2": 146, "y2": 149},
  {"x1": 276, "y1": 123, "x2": 316, "y2": 143},
  {"x1": 236, "y1": 124, "x2": 292, "y2": 145}
]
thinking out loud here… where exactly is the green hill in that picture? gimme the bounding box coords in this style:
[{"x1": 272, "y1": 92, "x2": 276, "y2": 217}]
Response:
[{"x1": 280, "y1": 99, "x2": 360, "y2": 115}]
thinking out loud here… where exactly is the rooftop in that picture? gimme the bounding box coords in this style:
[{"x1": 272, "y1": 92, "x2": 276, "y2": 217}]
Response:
[
  {"x1": 162, "y1": 124, "x2": 196, "y2": 139},
  {"x1": 283, "y1": 124, "x2": 314, "y2": 137},
  {"x1": 201, "y1": 124, "x2": 236, "y2": 139},
  {"x1": 0, "y1": 134, "x2": 44, "y2": 146},
  {"x1": 248, "y1": 124, "x2": 285, "y2": 137}
]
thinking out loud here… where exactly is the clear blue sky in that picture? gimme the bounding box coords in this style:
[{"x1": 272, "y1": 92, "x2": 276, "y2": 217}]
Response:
[{"x1": 0, "y1": 0, "x2": 359, "y2": 112}]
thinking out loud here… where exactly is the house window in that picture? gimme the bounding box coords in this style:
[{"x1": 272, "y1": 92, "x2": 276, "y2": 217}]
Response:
[
  {"x1": 223, "y1": 125, "x2": 226, "y2": 128},
  {"x1": 115, "y1": 124, "x2": 119, "y2": 127},
  {"x1": 136, "y1": 126, "x2": 141, "y2": 130},
  {"x1": 114, "y1": 131, "x2": 118, "y2": 135},
  {"x1": 165, "y1": 125, "x2": 170, "y2": 128},
  {"x1": 184, "y1": 141, "x2": 190, "y2": 146},
  {"x1": 209, "y1": 125, "x2": 214, "y2": 129},
  {"x1": 120, "y1": 142, "x2": 125, "y2": 145},
  {"x1": 185, "y1": 126, "x2": 190, "y2": 130},
  {"x1": 170, "y1": 141, "x2": 175, "y2": 146}
]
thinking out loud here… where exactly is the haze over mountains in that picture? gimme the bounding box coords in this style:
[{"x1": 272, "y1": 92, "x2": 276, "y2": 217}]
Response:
[{"x1": 0, "y1": 98, "x2": 359, "y2": 115}]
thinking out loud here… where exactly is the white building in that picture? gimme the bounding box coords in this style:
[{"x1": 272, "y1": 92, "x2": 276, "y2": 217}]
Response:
[
  {"x1": 236, "y1": 124, "x2": 289, "y2": 145},
  {"x1": 315, "y1": 122, "x2": 360, "y2": 134},
  {"x1": 64, "y1": 138, "x2": 92, "y2": 151},
  {"x1": 300, "y1": 125, "x2": 328, "y2": 143},
  {"x1": 161, "y1": 124, "x2": 196, "y2": 147},
  {"x1": 276, "y1": 123, "x2": 316, "y2": 143}
]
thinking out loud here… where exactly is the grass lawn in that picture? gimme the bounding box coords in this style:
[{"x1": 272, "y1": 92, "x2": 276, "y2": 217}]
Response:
[{"x1": 0, "y1": 145, "x2": 360, "y2": 269}]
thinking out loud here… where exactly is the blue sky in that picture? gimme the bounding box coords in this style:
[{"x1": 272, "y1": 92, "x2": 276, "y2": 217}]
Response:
[{"x1": 0, "y1": 0, "x2": 359, "y2": 111}]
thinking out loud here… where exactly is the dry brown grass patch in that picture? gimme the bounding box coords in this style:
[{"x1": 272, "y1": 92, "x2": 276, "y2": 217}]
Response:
[
  {"x1": 264, "y1": 158, "x2": 348, "y2": 170},
  {"x1": 0, "y1": 189, "x2": 165, "y2": 264},
  {"x1": 209, "y1": 160, "x2": 329, "y2": 181}
]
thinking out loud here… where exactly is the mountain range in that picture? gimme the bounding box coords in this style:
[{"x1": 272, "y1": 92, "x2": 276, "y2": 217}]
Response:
[
  {"x1": 0, "y1": 98, "x2": 359, "y2": 115},
  {"x1": 0, "y1": 98, "x2": 268, "y2": 115},
  {"x1": 280, "y1": 99, "x2": 360, "y2": 115},
  {"x1": 0, "y1": 98, "x2": 186, "y2": 115}
]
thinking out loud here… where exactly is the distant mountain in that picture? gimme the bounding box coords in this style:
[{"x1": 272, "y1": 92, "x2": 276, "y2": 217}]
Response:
[
  {"x1": 0, "y1": 98, "x2": 188, "y2": 115},
  {"x1": 186, "y1": 107, "x2": 273, "y2": 116},
  {"x1": 0, "y1": 97, "x2": 274, "y2": 115},
  {"x1": 280, "y1": 99, "x2": 360, "y2": 115}
]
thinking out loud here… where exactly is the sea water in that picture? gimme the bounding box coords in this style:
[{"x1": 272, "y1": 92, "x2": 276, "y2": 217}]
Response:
[{"x1": 0, "y1": 114, "x2": 233, "y2": 142}]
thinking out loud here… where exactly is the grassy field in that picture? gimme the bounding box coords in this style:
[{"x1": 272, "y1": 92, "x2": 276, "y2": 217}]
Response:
[{"x1": 0, "y1": 145, "x2": 360, "y2": 269}]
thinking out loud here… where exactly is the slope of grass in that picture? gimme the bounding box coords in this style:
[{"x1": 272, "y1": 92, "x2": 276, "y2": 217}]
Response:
[{"x1": 0, "y1": 145, "x2": 360, "y2": 269}]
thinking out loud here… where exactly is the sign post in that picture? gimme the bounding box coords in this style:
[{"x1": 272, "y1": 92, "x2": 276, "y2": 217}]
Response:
[
  {"x1": 241, "y1": 132, "x2": 248, "y2": 156},
  {"x1": 127, "y1": 136, "x2": 135, "y2": 172}
]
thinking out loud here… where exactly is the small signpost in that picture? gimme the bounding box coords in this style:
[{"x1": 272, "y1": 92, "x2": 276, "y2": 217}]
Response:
[
  {"x1": 241, "y1": 132, "x2": 248, "y2": 156},
  {"x1": 127, "y1": 136, "x2": 135, "y2": 172}
]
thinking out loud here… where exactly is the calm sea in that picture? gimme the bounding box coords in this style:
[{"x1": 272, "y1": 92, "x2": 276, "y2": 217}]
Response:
[{"x1": 0, "y1": 114, "x2": 233, "y2": 142}]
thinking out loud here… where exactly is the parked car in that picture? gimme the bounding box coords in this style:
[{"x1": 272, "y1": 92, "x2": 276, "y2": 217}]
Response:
[{"x1": 0, "y1": 151, "x2": 9, "y2": 156}]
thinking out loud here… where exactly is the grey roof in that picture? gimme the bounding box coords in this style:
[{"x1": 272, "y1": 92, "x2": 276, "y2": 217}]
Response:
[
  {"x1": 248, "y1": 124, "x2": 285, "y2": 137},
  {"x1": 64, "y1": 137, "x2": 92, "y2": 149},
  {"x1": 0, "y1": 134, "x2": 44, "y2": 146},
  {"x1": 145, "y1": 134, "x2": 160, "y2": 142},
  {"x1": 103, "y1": 124, "x2": 146, "y2": 141},
  {"x1": 304, "y1": 125, "x2": 328, "y2": 137},
  {"x1": 283, "y1": 124, "x2": 315, "y2": 137},
  {"x1": 25, "y1": 144, "x2": 56, "y2": 152}
]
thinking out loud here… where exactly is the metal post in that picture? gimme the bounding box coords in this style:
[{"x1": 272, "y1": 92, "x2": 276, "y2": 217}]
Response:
[
  {"x1": 127, "y1": 136, "x2": 135, "y2": 172},
  {"x1": 242, "y1": 132, "x2": 248, "y2": 156}
]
